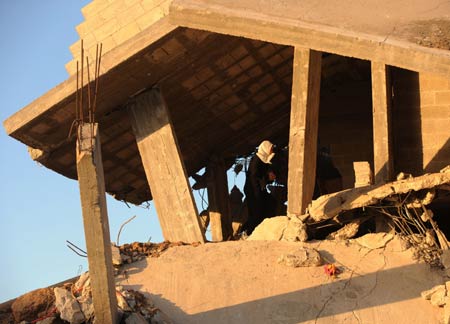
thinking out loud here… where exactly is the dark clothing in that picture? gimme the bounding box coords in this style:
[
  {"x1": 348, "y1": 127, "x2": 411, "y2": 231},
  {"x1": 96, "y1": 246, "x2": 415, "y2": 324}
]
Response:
[{"x1": 242, "y1": 155, "x2": 275, "y2": 234}]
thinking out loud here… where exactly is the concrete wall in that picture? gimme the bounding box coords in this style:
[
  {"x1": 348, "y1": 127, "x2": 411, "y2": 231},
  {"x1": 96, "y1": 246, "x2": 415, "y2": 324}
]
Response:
[
  {"x1": 318, "y1": 62, "x2": 450, "y2": 190},
  {"x1": 66, "y1": 0, "x2": 171, "y2": 75},
  {"x1": 392, "y1": 69, "x2": 450, "y2": 176}
]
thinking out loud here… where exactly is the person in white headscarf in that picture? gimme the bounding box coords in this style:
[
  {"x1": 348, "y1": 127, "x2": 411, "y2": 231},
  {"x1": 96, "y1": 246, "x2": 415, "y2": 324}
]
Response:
[{"x1": 242, "y1": 140, "x2": 277, "y2": 235}]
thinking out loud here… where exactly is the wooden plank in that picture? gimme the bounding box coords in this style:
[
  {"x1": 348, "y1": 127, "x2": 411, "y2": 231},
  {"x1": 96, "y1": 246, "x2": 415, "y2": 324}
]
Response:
[
  {"x1": 206, "y1": 155, "x2": 232, "y2": 241},
  {"x1": 128, "y1": 88, "x2": 205, "y2": 243},
  {"x1": 287, "y1": 47, "x2": 322, "y2": 216},
  {"x1": 76, "y1": 123, "x2": 118, "y2": 324},
  {"x1": 371, "y1": 62, "x2": 394, "y2": 183}
]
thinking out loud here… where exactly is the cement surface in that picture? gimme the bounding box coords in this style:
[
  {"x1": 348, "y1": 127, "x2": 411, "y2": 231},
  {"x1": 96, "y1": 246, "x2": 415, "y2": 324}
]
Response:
[
  {"x1": 118, "y1": 237, "x2": 443, "y2": 323},
  {"x1": 177, "y1": 0, "x2": 450, "y2": 49}
]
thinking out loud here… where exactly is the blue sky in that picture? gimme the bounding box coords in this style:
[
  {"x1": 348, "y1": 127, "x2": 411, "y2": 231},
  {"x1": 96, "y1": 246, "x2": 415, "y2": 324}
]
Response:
[{"x1": 0, "y1": 1, "x2": 166, "y2": 302}]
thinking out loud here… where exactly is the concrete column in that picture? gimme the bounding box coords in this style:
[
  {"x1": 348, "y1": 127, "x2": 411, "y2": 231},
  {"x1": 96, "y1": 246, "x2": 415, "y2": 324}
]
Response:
[
  {"x1": 287, "y1": 47, "x2": 322, "y2": 216},
  {"x1": 128, "y1": 88, "x2": 205, "y2": 243},
  {"x1": 76, "y1": 123, "x2": 118, "y2": 324},
  {"x1": 371, "y1": 62, "x2": 394, "y2": 183}
]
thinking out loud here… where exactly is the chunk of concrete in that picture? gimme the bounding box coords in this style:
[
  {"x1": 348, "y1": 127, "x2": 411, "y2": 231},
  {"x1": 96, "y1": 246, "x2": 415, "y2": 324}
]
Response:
[
  {"x1": 327, "y1": 221, "x2": 360, "y2": 240},
  {"x1": 247, "y1": 216, "x2": 289, "y2": 241},
  {"x1": 430, "y1": 285, "x2": 447, "y2": 307},
  {"x1": 355, "y1": 233, "x2": 394, "y2": 250},
  {"x1": 112, "y1": 244, "x2": 123, "y2": 266},
  {"x1": 277, "y1": 247, "x2": 323, "y2": 267},
  {"x1": 54, "y1": 287, "x2": 85, "y2": 324},
  {"x1": 282, "y1": 217, "x2": 308, "y2": 242}
]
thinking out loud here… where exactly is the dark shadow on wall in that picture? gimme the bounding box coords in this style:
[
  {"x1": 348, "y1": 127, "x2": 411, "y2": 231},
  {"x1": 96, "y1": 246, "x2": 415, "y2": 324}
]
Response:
[
  {"x1": 425, "y1": 138, "x2": 450, "y2": 173},
  {"x1": 391, "y1": 68, "x2": 423, "y2": 176},
  {"x1": 143, "y1": 263, "x2": 441, "y2": 324}
]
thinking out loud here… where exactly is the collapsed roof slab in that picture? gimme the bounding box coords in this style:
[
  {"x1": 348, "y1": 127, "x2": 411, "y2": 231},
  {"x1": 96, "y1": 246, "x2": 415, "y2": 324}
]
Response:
[{"x1": 170, "y1": 0, "x2": 450, "y2": 77}]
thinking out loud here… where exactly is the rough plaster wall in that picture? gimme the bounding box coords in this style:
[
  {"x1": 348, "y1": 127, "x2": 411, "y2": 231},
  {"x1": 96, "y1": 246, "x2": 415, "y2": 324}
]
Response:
[
  {"x1": 66, "y1": 0, "x2": 171, "y2": 75},
  {"x1": 392, "y1": 68, "x2": 450, "y2": 176}
]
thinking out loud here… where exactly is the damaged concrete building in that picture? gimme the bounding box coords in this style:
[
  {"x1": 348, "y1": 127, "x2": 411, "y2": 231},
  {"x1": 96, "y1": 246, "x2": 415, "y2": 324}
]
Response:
[{"x1": 3, "y1": 0, "x2": 450, "y2": 323}]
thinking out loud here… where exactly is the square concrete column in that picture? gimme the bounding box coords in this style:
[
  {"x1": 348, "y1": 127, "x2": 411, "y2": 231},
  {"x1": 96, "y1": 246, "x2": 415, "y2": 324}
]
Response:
[
  {"x1": 76, "y1": 123, "x2": 118, "y2": 324},
  {"x1": 287, "y1": 47, "x2": 322, "y2": 216},
  {"x1": 207, "y1": 155, "x2": 232, "y2": 241},
  {"x1": 371, "y1": 62, "x2": 394, "y2": 183},
  {"x1": 128, "y1": 88, "x2": 205, "y2": 243}
]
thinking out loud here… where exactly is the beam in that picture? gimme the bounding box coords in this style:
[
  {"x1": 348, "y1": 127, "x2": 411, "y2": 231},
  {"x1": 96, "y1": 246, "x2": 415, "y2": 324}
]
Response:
[
  {"x1": 206, "y1": 155, "x2": 232, "y2": 241},
  {"x1": 287, "y1": 47, "x2": 322, "y2": 216},
  {"x1": 169, "y1": 1, "x2": 450, "y2": 77},
  {"x1": 128, "y1": 88, "x2": 205, "y2": 243},
  {"x1": 371, "y1": 62, "x2": 394, "y2": 183},
  {"x1": 76, "y1": 123, "x2": 117, "y2": 324}
]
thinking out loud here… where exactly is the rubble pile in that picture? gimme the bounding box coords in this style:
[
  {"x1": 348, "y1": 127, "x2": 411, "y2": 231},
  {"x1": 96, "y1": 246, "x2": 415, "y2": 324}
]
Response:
[
  {"x1": 2, "y1": 272, "x2": 172, "y2": 324},
  {"x1": 113, "y1": 241, "x2": 195, "y2": 266},
  {"x1": 249, "y1": 167, "x2": 450, "y2": 266}
]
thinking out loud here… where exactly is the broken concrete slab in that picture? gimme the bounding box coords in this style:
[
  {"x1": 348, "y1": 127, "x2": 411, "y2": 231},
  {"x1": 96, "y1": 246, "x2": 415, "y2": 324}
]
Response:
[
  {"x1": 309, "y1": 168, "x2": 450, "y2": 221},
  {"x1": 247, "y1": 216, "x2": 289, "y2": 241},
  {"x1": 282, "y1": 216, "x2": 308, "y2": 242},
  {"x1": 354, "y1": 233, "x2": 394, "y2": 250},
  {"x1": 326, "y1": 219, "x2": 361, "y2": 240},
  {"x1": 277, "y1": 247, "x2": 323, "y2": 267},
  {"x1": 248, "y1": 216, "x2": 308, "y2": 242},
  {"x1": 54, "y1": 287, "x2": 85, "y2": 324}
]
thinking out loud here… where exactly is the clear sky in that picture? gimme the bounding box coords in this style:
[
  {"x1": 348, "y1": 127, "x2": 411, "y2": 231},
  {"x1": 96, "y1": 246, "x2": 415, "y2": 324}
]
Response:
[{"x1": 0, "y1": 1, "x2": 166, "y2": 303}]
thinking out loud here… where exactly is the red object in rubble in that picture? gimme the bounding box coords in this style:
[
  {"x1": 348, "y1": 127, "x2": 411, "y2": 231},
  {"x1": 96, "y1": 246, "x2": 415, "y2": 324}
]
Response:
[{"x1": 324, "y1": 263, "x2": 340, "y2": 277}]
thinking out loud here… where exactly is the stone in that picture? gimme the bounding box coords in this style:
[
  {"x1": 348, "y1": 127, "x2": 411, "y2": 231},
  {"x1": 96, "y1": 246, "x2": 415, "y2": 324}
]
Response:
[
  {"x1": 74, "y1": 272, "x2": 90, "y2": 294},
  {"x1": 282, "y1": 217, "x2": 308, "y2": 242},
  {"x1": 430, "y1": 285, "x2": 447, "y2": 307},
  {"x1": 354, "y1": 233, "x2": 394, "y2": 249},
  {"x1": 77, "y1": 295, "x2": 94, "y2": 320},
  {"x1": 126, "y1": 312, "x2": 148, "y2": 324},
  {"x1": 277, "y1": 247, "x2": 323, "y2": 267},
  {"x1": 247, "y1": 216, "x2": 289, "y2": 241},
  {"x1": 422, "y1": 285, "x2": 446, "y2": 300},
  {"x1": 327, "y1": 221, "x2": 360, "y2": 240},
  {"x1": 54, "y1": 287, "x2": 85, "y2": 324},
  {"x1": 117, "y1": 292, "x2": 132, "y2": 312},
  {"x1": 11, "y1": 288, "x2": 55, "y2": 323},
  {"x1": 112, "y1": 243, "x2": 123, "y2": 266}
]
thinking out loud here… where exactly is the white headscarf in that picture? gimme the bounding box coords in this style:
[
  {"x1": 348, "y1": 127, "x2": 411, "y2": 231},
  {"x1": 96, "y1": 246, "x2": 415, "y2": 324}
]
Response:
[{"x1": 256, "y1": 140, "x2": 275, "y2": 164}]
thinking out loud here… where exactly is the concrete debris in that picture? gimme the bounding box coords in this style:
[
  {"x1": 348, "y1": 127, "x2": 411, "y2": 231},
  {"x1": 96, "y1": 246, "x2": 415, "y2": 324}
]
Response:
[
  {"x1": 326, "y1": 220, "x2": 361, "y2": 240},
  {"x1": 277, "y1": 247, "x2": 323, "y2": 267},
  {"x1": 308, "y1": 169, "x2": 450, "y2": 222},
  {"x1": 11, "y1": 287, "x2": 55, "y2": 323},
  {"x1": 54, "y1": 287, "x2": 85, "y2": 324},
  {"x1": 354, "y1": 233, "x2": 394, "y2": 250},
  {"x1": 247, "y1": 216, "x2": 308, "y2": 242},
  {"x1": 112, "y1": 243, "x2": 123, "y2": 266},
  {"x1": 431, "y1": 286, "x2": 447, "y2": 307},
  {"x1": 248, "y1": 216, "x2": 289, "y2": 241},
  {"x1": 118, "y1": 241, "x2": 191, "y2": 265},
  {"x1": 282, "y1": 216, "x2": 308, "y2": 242},
  {"x1": 117, "y1": 291, "x2": 133, "y2": 312}
]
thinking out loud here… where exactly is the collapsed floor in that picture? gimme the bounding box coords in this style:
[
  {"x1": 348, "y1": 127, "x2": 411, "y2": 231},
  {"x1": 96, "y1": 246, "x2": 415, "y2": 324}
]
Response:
[{"x1": 2, "y1": 167, "x2": 450, "y2": 324}]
